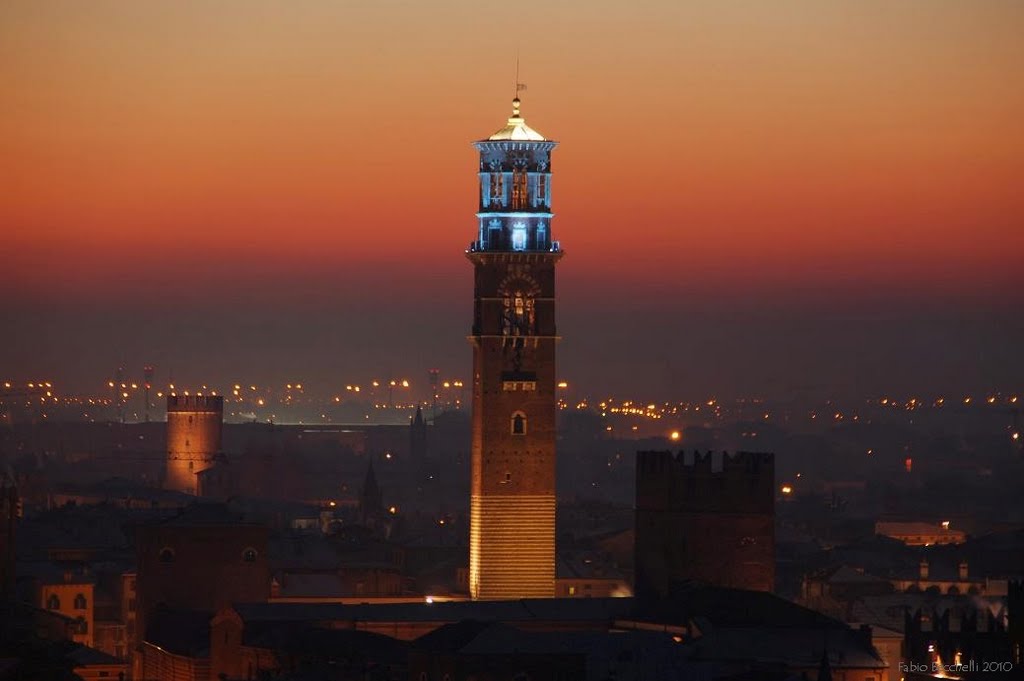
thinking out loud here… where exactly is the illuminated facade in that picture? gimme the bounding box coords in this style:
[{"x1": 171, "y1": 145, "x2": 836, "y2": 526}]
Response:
[
  {"x1": 165, "y1": 395, "x2": 223, "y2": 494},
  {"x1": 467, "y1": 97, "x2": 561, "y2": 600}
]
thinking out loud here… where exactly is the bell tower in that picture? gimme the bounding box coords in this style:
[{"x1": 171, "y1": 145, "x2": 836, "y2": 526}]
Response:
[{"x1": 467, "y1": 97, "x2": 561, "y2": 600}]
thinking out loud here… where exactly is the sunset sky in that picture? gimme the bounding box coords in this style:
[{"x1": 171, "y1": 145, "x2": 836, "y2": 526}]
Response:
[{"x1": 3, "y1": 1, "x2": 1022, "y2": 399}]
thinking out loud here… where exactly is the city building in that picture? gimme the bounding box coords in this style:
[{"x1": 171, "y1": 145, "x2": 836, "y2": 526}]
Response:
[
  {"x1": 875, "y1": 520, "x2": 966, "y2": 546},
  {"x1": 34, "y1": 567, "x2": 95, "y2": 648},
  {"x1": 165, "y1": 394, "x2": 224, "y2": 494},
  {"x1": 468, "y1": 96, "x2": 562, "y2": 600},
  {"x1": 134, "y1": 503, "x2": 269, "y2": 678},
  {"x1": 635, "y1": 450, "x2": 775, "y2": 597}
]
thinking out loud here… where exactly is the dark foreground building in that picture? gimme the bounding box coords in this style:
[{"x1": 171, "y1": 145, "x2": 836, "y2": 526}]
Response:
[{"x1": 635, "y1": 450, "x2": 775, "y2": 597}]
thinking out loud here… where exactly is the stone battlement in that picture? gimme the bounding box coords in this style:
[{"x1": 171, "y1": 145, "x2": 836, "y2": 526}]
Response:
[
  {"x1": 167, "y1": 395, "x2": 224, "y2": 413},
  {"x1": 635, "y1": 450, "x2": 774, "y2": 514}
]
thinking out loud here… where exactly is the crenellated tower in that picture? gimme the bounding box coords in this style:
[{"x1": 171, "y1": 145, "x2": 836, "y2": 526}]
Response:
[
  {"x1": 467, "y1": 97, "x2": 561, "y2": 600},
  {"x1": 165, "y1": 395, "x2": 224, "y2": 495},
  {"x1": 634, "y1": 450, "x2": 776, "y2": 597}
]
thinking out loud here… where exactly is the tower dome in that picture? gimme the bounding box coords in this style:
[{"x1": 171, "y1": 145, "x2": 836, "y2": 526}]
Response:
[{"x1": 487, "y1": 97, "x2": 547, "y2": 141}]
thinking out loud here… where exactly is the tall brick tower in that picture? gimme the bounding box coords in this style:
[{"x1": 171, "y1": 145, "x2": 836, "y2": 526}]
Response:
[
  {"x1": 165, "y1": 395, "x2": 223, "y2": 495},
  {"x1": 467, "y1": 97, "x2": 561, "y2": 600}
]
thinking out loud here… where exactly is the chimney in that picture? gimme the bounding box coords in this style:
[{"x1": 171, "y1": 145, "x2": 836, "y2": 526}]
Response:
[
  {"x1": 958, "y1": 560, "x2": 968, "y2": 581},
  {"x1": 919, "y1": 559, "x2": 929, "y2": 580}
]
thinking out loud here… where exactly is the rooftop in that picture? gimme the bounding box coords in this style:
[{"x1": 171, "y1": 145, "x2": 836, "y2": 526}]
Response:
[{"x1": 485, "y1": 98, "x2": 546, "y2": 141}]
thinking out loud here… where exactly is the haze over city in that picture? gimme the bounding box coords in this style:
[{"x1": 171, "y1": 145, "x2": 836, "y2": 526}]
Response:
[{"x1": 4, "y1": 0, "x2": 1023, "y2": 400}]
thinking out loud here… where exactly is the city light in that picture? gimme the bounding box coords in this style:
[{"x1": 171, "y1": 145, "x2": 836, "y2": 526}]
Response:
[
  {"x1": 669, "y1": 430, "x2": 681, "y2": 441},
  {"x1": 781, "y1": 485, "x2": 793, "y2": 495}
]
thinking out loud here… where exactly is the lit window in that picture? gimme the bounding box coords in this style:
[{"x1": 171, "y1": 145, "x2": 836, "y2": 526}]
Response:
[
  {"x1": 511, "y1": 412, "x2": 527, "y2": 435},
  {"x1": 511, "y1": 168, "x2": 528, "y2": 209},
  {"x1": 568, "y1": 586, "x2": 576, "y2": 596},
  {"x1": 490, "y1": 172, "x2": 504, "y2": 206},
  {"x1": 511, "y1": 223, "x2": 527, "y2": 251}
]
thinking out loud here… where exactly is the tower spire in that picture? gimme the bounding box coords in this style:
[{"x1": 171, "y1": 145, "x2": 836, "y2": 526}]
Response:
[{"x1": 513, "y1": 53, "x2": 526, "y2": 118}]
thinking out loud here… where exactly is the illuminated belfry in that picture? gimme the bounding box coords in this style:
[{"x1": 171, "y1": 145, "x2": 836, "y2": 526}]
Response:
[{"x1": 467, "y1": 96, "x2": 561, "y2": 600}]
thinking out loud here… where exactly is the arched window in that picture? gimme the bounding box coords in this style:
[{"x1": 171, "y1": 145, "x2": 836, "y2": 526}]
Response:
[
  {"x1": 47, "y1": 594, "x2": 61, "y2": 610},
  {"x1": 159, "y1": 547, "x2": 175, "y2": 563},
  {"x1": 511, "y1": 411, "x2": 527, "y2": 436},
  {"x1": 242, "y1": 548, "x2": 258, "y2": 563},
  {"x1": 74, "y1": 593, "x2": 87, "y2": 610},
  {"x1": 76, "y1": 616, "x2": 88, "y2": 634}
]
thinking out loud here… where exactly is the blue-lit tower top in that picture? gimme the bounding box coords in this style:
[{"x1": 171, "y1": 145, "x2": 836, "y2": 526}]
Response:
[{"x1": 470, "y1": 98, "x2": 559, "y2": 254}]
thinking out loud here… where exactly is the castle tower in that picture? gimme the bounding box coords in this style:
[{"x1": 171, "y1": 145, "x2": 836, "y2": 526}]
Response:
[
  {"x1": 634, "y1": 451, "x2": 775, "y2": 597},
  {"x1": 165, "y1": 395, "x2": 223, "y2": 495},
  {"x1": 467, "y1": 97, "x2": 561, "y2": 600}
]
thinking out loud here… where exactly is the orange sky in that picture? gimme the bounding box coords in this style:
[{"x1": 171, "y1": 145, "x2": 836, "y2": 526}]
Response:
[{"x1": 2, "y1": 1, "x2": 1023, "y2": 395}]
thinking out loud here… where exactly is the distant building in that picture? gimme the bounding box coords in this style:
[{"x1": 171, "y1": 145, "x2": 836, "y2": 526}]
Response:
[
  {"x1": 468, "y1": 97, "x2": 561, "y2": 600},
  {"x1": 635, "y1": 450, "x2": 775, "y2": 597},
  {"x1": 165, "y1": 395, "x2": 223, "y2": 494},
  {"x1": 0, "y1": 468, "x2": 17, "y2": 600},
  {"x1": 875, "y1": 520, "x2": 966, "y2": 546},
  {"x1": 410, "y1": 405, "x2": 427, "y2": 477},
  {"x1": 358, "y1": 460, "x2": 387, "y2": 530},
  {"x1": 35, "y1": 567, "x2": 95, "y2": 648}
]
